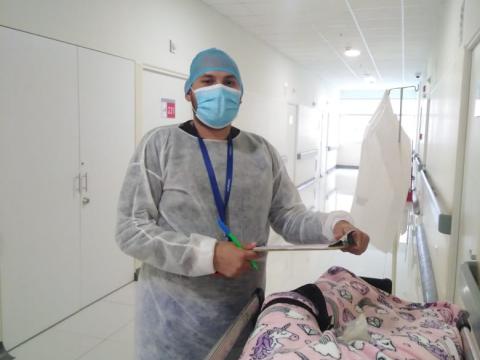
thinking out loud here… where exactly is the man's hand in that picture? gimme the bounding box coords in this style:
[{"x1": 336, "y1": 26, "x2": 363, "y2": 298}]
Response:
[
  {"x1": 213, "y1": 241, "x2": 259, "y2": 278},
  {"x1": 333, "y1": 220, "x2": 369, "y2": 255}
]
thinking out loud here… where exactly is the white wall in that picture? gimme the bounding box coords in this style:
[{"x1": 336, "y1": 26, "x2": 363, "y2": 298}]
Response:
[
  {"x1": 421, "y1": 0, "x2": 480, "y2": 301},
  {"x1": 0, "y1": 0, "x2": 334, "y2": 158},
  {"x1": 337, "y1": 143, "x2": 361, "y2": 167}
]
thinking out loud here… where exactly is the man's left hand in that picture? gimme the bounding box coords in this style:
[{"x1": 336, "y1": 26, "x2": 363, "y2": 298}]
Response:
[{"x1": 333, "y1": 220, "x2": 369, "y2": 255}]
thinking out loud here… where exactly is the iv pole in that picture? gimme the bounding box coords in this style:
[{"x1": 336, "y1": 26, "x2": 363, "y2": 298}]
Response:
[
  {"x1": 387, "y1": 85, "x2": 419, "y2": 143},
  {"x1": 386, "y1": 84, "x2": 419, "y2": 294}
]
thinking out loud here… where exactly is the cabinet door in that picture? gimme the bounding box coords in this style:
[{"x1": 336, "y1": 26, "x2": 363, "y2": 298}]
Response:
[
  {"x1": 0, "y1": 27, "x2": 81, "y2": 347},
  {"x1": 78, "y1": 48, "x2": 135, "y2": 306}
]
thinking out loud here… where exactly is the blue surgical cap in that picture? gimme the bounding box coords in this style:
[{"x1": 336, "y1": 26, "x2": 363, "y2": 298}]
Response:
[{"x1": 184, "y1": 48, "x2": 243, "y2": 95}]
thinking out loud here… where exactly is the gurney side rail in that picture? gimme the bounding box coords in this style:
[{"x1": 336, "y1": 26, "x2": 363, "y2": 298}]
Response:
[{"x1": 205, "y1": 289, "x2": 264, "y2": 360}]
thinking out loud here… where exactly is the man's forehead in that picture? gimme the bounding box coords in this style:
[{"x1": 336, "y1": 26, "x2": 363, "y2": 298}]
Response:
[{"x1": 199, "y1": 72, "x2": 236, "y2": 79}]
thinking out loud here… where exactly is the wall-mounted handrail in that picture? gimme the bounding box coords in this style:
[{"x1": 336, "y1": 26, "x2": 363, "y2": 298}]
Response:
[
  {"x1": 297, "y1": 149, "x2": 318, "y2": 160},
  {"x1": 413, "y1": 153, "x2": 452, "y2": 234},
  {"x1": 415, "y1": 222, "x2": 439, "y2": 302},
  {"x1": 296, "y1": 177, "x2": 316, "y2": 191}
]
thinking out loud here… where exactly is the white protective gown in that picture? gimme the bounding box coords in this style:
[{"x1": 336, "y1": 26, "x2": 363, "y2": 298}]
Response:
[{"x1": 115, "y1": 122, "x2": 352, "y2": 359}]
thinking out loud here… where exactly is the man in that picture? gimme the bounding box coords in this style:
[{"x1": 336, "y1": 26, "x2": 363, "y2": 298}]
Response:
[{"x1": 115, "y1": 48, "x2": 369, "y2": 359}]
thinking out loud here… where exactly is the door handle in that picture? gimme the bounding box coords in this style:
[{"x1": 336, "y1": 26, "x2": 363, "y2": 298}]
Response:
[
  {"x1": 82, "y1": 197, "x2": 90, "y2": 205},
  {"x1": 82, "y1": 172, "x2": 88, "y2": 192},
  {"x1": 75, "y1": 174, "x2": 81, "y2": 194}
]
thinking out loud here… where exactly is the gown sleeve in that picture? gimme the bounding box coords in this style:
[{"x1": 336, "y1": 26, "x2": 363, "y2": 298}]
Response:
[{"x1": 115, "y1": 129, "x2": 217, "y2": 277}]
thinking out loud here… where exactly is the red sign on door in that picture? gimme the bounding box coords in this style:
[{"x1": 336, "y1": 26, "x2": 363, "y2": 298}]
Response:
[
  {"x1": 161, "y1": 98, "x2": 176, "y2": 119},
  {"x1": 166, "y1": 101, "x2": 175, "y2": 119}
]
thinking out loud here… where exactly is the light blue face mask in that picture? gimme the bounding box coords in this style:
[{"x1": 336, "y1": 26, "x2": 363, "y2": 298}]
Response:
[{"x1": 193, "y1": 84, "x2": 241, "y2": 129}]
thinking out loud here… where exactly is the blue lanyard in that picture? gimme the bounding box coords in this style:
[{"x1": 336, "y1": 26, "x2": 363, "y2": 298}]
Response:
[{"x1": 197, "y1": 137, "x2": 233, "y2": 225}]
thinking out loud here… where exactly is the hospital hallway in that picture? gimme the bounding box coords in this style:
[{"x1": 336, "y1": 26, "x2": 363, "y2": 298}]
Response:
[
  {"x1": 6, "y1": 168, "x2": 415, "y2": 360},
  {"x1": 8, "y1": 168, "x2": 394, "y2": 360},
  {"x1": 1, "y1": 0, "x2": 480, "y2": 359}
]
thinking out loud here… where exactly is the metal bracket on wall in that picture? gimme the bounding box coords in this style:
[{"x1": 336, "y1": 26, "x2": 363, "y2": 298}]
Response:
[{"x1": 413, "y1": 153, "x2": 452, "y2": 235}]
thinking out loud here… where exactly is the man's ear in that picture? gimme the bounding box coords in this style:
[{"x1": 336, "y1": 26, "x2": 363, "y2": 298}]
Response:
[{"x1": 185, "y1": 89, "x2": 192, "y2": 102}]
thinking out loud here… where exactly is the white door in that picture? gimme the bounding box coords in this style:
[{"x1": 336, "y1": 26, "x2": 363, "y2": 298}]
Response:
[
  {"x1": 416, "y1": 97, "x2": 430, "y2": 163},
  {"x1": 78, "y1": 48, "x2": 135, "y2": 306},
  {"x1": 295, "y1": 105, "x2": 321, "y2": 209},
  {"x1": 0, "y1": 27, "x2": 81, "y2": 347},
  {"x1": 142, "y1": 69, "x2": 191, "y2": 135},
  {"x1": 295, "y1": 105, "x2": 321, "y2": 186},
  {"x1": 456, "y1": 43, "x2": 480, "y2": 300}
]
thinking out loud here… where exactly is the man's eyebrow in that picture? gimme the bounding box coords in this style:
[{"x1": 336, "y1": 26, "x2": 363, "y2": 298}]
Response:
[
  {"x1": 199, "y1": 74, "x2": 214, "y2": 78},
  {"x1": 224, "y1": 75, "x2": 236, "y2": 79}
]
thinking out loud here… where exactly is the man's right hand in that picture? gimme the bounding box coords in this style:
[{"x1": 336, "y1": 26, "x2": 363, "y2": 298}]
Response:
[{"x1": 213, "y1": 241, "x2": 259, "y2": 278}]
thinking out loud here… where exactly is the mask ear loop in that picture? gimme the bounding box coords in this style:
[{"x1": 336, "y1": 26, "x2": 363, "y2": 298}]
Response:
[{"x1": 188, "y1": 88, "x2": 200, "y2": 119}]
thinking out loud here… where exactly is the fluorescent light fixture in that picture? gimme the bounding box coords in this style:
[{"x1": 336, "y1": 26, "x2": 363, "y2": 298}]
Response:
[
  {"x1": 364, "y1": 75, "x2": 376, "y2": 84},
  {"x1": 344, "y1": 47, "x2": 361, "y2": 57}
]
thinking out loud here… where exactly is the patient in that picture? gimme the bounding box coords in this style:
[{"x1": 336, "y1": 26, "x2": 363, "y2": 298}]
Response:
[{"x1": 240, "y1": 267, "x2": 464, "y2": 360}]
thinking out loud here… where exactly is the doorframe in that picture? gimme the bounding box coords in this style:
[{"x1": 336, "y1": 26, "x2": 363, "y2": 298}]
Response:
[
  {"x1": 450, "y1": 30, "x2": 480, "y2": 302},
  {"x1": 287, "y1": 102, "x2": 299, "y2": 183}
]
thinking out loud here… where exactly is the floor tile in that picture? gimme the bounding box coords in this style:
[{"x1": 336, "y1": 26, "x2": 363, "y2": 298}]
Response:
[
  {"x1": 9, "y1": 329, "x2": 103, "y2": 360},
  {"x1": 103, "y1": 283, "x2": 135, "y2": 306},
  {"x1": 54, "y1": 300, "x2": 134, "y2": 339},
  {"x1": 107, "y1": 321, "x2": 134, "y2": 343},
  {"x1": 77, "y1": 339, "x2": 134, "y2": 360}
]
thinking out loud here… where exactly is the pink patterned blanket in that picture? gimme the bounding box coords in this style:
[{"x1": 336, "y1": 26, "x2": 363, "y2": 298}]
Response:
[{"x1": 239, "y1": 267, "x2": 464, "y2": 360}]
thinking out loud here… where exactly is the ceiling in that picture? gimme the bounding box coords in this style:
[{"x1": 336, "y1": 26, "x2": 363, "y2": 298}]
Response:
[{"x1": 201, "y1": 0, "x2": 444, "y2": 90}]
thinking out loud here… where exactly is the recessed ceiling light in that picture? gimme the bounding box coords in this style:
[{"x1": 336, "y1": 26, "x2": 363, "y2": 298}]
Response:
[{"x1": 344, "y1": 47, "x2": 361, "y2": 57}]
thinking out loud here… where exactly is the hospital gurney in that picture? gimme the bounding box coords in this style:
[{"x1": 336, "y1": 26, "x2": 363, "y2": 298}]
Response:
[{"x1": 206, "y1": 265, "x2": 480, "y2": 360}]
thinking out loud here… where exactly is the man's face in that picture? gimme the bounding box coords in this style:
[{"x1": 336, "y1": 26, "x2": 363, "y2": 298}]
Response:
[{"x1": 186, "y1": 71, "x2": 241, "y2": 104}]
